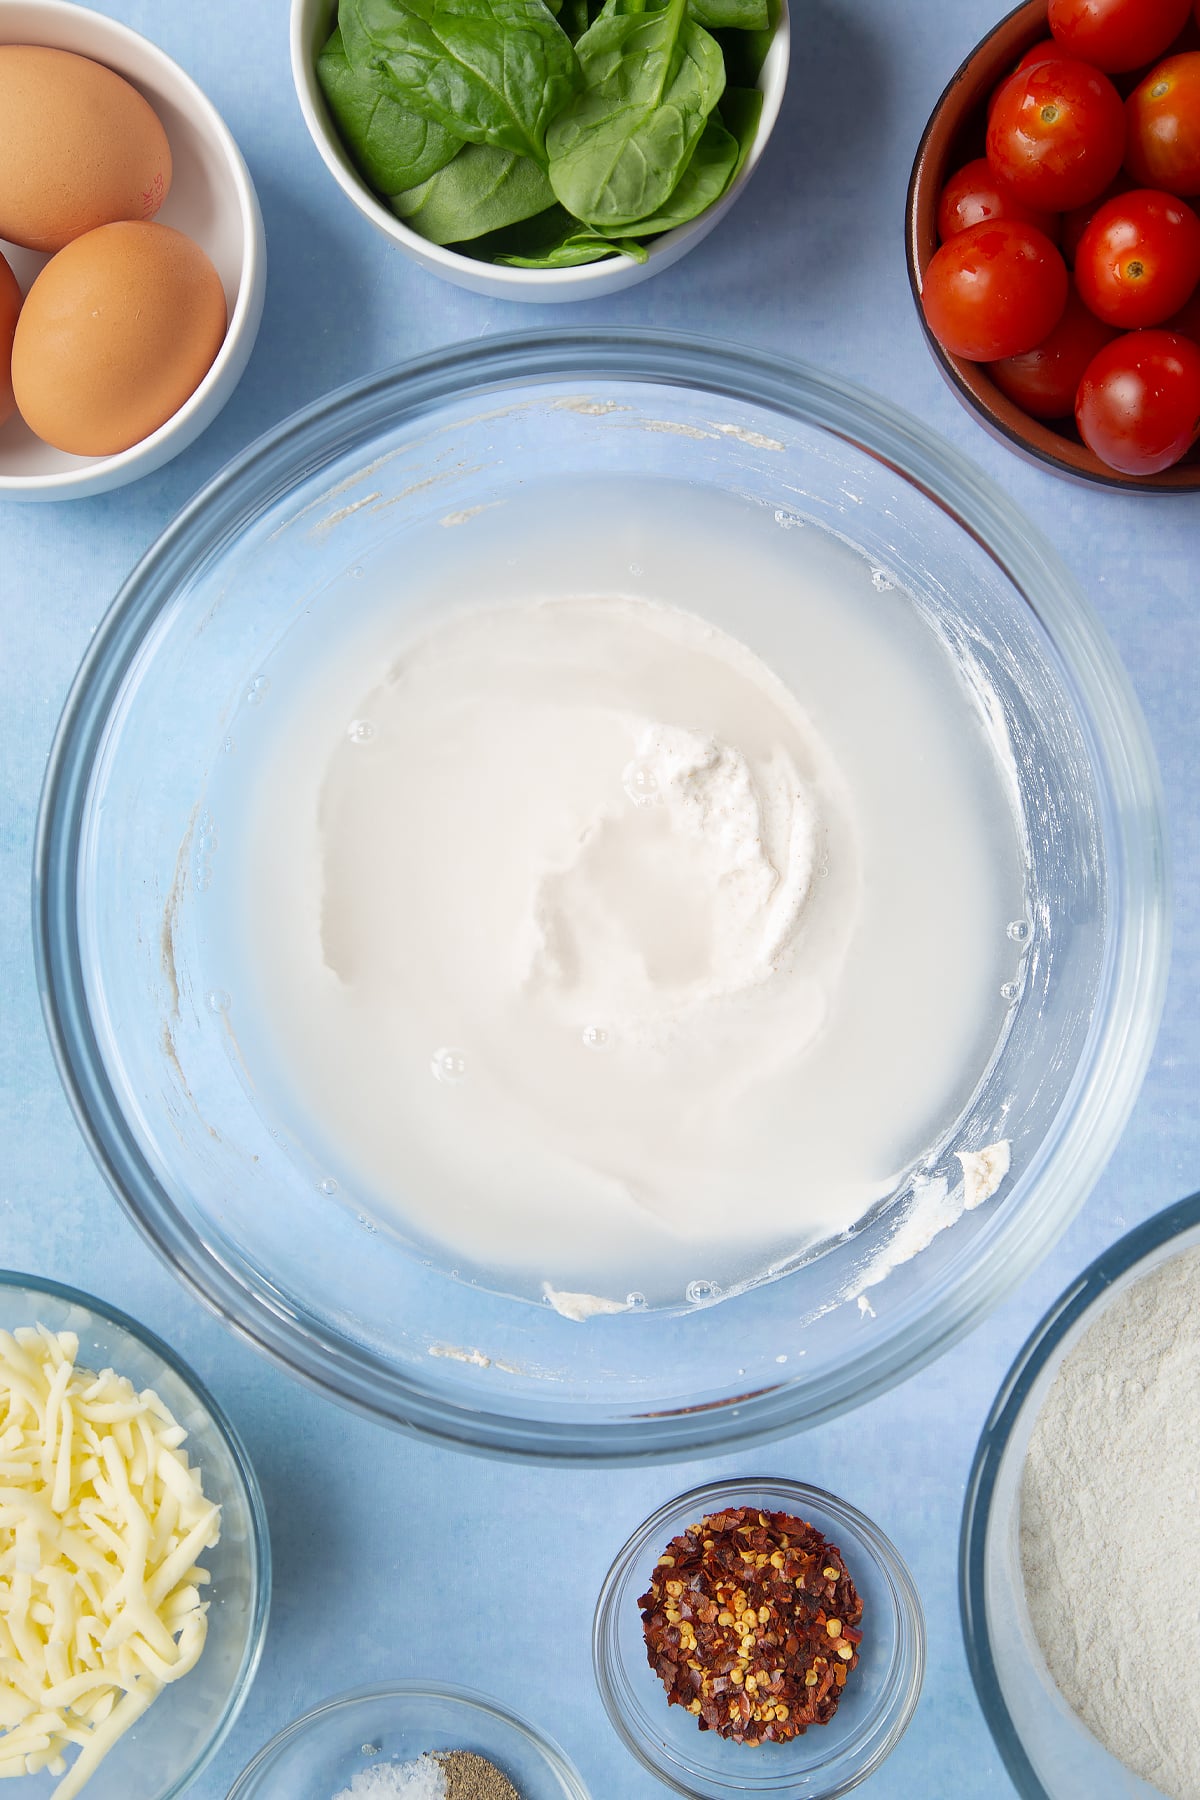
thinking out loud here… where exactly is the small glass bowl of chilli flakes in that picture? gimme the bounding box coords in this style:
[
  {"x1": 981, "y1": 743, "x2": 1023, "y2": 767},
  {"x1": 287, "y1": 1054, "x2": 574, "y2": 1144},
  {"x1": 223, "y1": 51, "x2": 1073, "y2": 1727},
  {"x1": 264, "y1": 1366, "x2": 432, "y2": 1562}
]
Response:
[
  {"x1": 640, "y1": 1508, "x2": 865, "y2": 1744},
  {"x1": 592, "y1": 1479, "x2": 924, "y2": 1799}
]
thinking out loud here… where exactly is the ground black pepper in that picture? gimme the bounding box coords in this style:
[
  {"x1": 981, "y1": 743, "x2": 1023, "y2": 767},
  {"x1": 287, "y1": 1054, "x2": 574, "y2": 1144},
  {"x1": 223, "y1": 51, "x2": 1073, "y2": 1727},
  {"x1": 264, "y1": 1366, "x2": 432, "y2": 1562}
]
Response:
[{"x1": 436, "y1": 1749, "x2": 521, "y2": 1800}]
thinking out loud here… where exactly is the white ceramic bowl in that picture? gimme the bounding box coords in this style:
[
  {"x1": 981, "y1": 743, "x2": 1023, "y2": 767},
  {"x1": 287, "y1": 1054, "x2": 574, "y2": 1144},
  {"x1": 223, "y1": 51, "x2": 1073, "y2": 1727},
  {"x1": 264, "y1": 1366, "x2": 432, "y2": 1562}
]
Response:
[
  {"x1": 289, "y1": 0, "x2": 790, "y2": 301},
  {"x1": 0, "y1": 0, "x2": 266, "y2": 501}
]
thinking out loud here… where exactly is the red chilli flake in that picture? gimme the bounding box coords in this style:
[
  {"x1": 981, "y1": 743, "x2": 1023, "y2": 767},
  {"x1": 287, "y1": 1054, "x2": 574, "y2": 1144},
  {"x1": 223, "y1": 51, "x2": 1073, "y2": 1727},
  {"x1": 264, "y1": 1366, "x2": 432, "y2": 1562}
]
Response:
[{"x1": 638, "y1": 1505, "x2": 864, "y2": 1745}]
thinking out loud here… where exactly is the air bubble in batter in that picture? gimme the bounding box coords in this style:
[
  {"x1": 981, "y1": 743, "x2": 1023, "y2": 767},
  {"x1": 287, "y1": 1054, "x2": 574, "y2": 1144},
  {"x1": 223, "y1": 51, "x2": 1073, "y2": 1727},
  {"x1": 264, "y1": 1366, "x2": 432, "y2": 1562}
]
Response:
[
  {"x1": 432, "y1": 1046, "x2": 468, "y2": 1084},
  {"x1": 622, "y1": 759, "x2": 661, "y2": 807}
]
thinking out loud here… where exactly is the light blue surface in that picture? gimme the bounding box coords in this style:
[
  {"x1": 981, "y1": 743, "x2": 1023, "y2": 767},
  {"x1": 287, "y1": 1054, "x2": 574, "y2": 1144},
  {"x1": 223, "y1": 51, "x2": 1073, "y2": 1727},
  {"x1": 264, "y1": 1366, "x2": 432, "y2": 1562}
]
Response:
[{"x1": 0, "y1": 2, "x2": 1195, "y2": 1796}]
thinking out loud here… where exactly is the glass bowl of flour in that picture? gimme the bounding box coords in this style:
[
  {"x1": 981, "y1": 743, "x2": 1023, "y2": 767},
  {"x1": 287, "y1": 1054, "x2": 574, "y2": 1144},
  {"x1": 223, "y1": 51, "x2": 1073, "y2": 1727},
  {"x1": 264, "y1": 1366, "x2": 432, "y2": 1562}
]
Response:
[
  {"x1": 35, "y1": 330, "x2": 1168, "y2": 1460},
  {"x1": 961, "y1": 1192, "x2": 1200, "y2": 1800}
]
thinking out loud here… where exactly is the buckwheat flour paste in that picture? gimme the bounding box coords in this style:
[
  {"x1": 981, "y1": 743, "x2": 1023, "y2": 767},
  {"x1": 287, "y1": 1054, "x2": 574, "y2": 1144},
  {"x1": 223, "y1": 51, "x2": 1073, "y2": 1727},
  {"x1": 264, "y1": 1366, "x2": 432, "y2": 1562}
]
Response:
[{"x1": 1021, "y1": 1245, "x2": 1200, "y2": 1799}]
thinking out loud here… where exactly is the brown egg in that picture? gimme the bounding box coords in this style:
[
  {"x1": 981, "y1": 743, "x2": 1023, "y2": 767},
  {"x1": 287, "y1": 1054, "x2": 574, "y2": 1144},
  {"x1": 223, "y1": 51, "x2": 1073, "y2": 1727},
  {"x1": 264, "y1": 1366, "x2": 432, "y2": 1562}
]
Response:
[
  {"x1": 0, "y1": 251, "x2": 20, "y2": 427},
  {"x1": 12, "y1": 222, "x2": 227, "y2": 457},
  {"x1": 0, "y1": 45, "x2": 172, "y2": 253}
]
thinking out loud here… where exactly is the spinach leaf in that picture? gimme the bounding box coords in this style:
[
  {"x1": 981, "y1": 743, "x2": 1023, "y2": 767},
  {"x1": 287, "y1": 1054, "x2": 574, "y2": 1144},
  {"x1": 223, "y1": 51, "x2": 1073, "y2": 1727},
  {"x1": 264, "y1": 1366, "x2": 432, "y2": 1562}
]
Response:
[
  {"x1": 317, "y1": 26, "x2": 461, "y2": 192},
  {"x1": 477, "y1": 204, "x2": 648, "y2": 262},
  {"x1": 688, "y1": 0, "x2": 767, "y2": 29},
  {"x1": 559, "y1": 0, "x2": 591, "y2": 39},
  {"x1": 390, "y1": 140, "x2": 555, "y2": 241},
  {"x1": 499, "y1": 231, "x2": 645, "y2": 264},
  {"x1": 610, "y1": 113, "x2": 736, "y2": 234},
  {"x1": 546, "y1": 0, "x2": 725, "y2": 229},
  {"x1": 471, "y1": 200, "x2": 575, "y2": 256},
  {"x1": 710, "y1": 0, "x2": 778, "y2": 87},
  {"x1": 717, "y1": 83, "x2": 762, "y2": 182},
  {"x1": 340, "y1": 0, "x2": 580, "y2": 165},
  {"x1": 599, "y1": 0, "x2": 766, "y2": 25}
]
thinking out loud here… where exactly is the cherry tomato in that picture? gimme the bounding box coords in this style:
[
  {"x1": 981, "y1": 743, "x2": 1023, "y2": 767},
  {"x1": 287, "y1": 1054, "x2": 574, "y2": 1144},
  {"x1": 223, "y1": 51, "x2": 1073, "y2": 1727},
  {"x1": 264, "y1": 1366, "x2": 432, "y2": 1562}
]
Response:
[
  {"x1": 987, "y1": 289, "x2": 1119, "y2": 416},
  {"x1": 1126, "y1": 55, "x2": 1200, "y2": 196},
  {"x1": 937, "y1": 159, "x2": 1061, "y2": 242},
  {"x1": 1076, "y1": 329, "x2": 1200, "y2": 471},
  {"x1": 987, "y1": 58, "x2": 1126, "y2": 212},
  {"x1": 1075, "y1": 189, "x2": 1200, "y2": 325},
  {"x1": 989, "y1": 42, "x2": 1062, "y2": 119},
  {"x1": 921, "y1": 221, "x2": 1069, "y2": 361},
  {"x1": 1048, "y1": 0, "x2": 1192, "y2": 73},
  {"x1": 1014, "y1": 38, "x2": 1066, "y2": 77},
  {"x1": 1162, "y1": 286, "x2": 1200, "y2": 338},
  {"x1": 1062, "y1": 172, "x2": 1134, "y2": 261}
]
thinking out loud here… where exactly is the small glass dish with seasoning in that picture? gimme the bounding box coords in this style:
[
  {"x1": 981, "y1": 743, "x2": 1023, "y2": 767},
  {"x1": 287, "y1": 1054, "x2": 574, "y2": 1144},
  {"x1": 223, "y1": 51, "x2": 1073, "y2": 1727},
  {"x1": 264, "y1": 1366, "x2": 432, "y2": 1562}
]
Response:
[
  {"x1": 593, "y1": 1477, "x2": 924, "y2": 1798},
  {"x1": 226, "y1": 1680, "x2": 591, "y2": 1800}
]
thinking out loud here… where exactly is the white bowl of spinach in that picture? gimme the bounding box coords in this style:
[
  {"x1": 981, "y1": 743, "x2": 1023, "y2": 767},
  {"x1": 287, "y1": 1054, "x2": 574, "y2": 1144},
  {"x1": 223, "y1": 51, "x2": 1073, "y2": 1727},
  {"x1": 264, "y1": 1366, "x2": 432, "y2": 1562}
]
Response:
[{"x1": 290, "y1": 0, "x2": 789, "y2": 298}]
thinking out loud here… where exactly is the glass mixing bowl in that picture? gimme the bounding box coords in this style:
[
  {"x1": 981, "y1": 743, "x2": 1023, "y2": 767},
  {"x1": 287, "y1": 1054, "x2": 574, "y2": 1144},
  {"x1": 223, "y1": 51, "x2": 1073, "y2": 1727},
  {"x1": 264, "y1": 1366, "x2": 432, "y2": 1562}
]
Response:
[
  {"x1": 34, "y1": 330, "x2": 1168, "y2": 1461},
  {"x1": 0, "y1": 1271, "x2": 270, "y2": 1798},
  {"x1": 960, "y1": 1193, "x2": 1200, "y2": 1800}
]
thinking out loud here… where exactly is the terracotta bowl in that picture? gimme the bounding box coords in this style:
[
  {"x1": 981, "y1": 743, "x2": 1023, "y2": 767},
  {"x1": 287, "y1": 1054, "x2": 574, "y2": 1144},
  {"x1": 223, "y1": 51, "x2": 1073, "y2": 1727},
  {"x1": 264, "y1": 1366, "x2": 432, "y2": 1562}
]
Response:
[{"x1": 906, "y1": 0, "x2": 1200, "y2": 493}]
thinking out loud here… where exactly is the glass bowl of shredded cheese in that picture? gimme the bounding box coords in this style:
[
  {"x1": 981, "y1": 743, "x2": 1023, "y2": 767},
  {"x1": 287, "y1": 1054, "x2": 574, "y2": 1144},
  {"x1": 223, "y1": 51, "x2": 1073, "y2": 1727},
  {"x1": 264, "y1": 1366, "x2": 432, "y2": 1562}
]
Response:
[
  {"x1": 0, "y1": 1270, "x2": 270, "y2": 1800},
  {"x1": 226, "y1": 1680, "x2": 590, "y2": 1800}
]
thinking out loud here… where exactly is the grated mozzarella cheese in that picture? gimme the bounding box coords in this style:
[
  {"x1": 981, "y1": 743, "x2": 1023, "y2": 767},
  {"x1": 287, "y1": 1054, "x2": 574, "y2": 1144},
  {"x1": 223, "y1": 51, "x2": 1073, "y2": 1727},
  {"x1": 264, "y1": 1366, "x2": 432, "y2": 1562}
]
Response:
[{"x1": 0, "y1": 1326, "x2": 221, "y2": 1799}]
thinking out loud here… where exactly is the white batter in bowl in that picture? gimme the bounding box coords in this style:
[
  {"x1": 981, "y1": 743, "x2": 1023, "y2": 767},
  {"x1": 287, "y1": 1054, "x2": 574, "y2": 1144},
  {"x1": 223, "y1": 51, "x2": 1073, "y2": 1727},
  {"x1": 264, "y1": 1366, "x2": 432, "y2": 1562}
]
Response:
[
  {"x1": 35, "y1": 334, "x2": 1167, "y2": 1457},
  {"x1": 209, "y1": 485, "x2": 1026, "y2": 1308}
]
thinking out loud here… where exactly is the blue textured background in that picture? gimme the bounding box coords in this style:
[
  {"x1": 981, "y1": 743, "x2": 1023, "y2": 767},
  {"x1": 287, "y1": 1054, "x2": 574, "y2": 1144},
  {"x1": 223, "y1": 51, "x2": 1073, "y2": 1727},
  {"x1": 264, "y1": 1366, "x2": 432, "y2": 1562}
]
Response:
[{"x1": 1, "y1": 1, "x2": 1196, "y2": 1794}]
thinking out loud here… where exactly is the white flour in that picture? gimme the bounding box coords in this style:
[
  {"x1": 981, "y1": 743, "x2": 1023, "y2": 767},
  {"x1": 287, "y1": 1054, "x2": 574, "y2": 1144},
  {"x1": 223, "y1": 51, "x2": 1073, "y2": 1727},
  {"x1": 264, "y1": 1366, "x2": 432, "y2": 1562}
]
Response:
[{"x1": 1021, "y1": 1245, "x2": 1200, "y2": 1799}]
